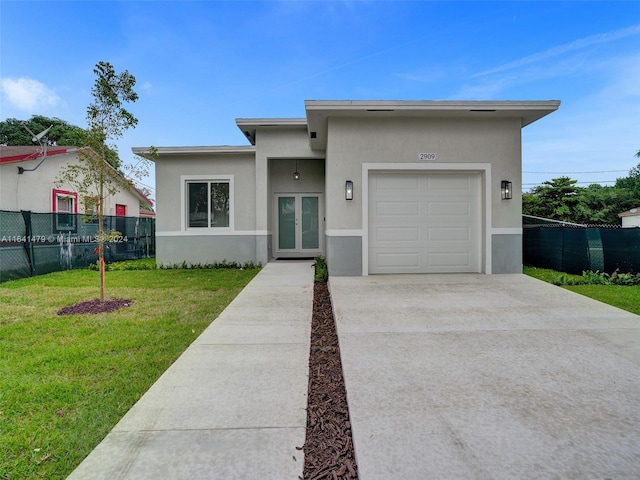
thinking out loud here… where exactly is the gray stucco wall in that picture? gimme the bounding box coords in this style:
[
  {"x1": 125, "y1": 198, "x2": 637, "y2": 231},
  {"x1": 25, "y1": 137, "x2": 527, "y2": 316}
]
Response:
[
  {"x1": 156, "y1": 234, "x2": 267, "y2": 266},
  {"x1": 323, "y1": 116, "x2": 523, "y2": 274},
  {"x1": 254, "y1": 127, "x2": 324, "y2": 234},
  {"x1": 154, "y1": 153, "x2": 256, "y2": 233},
  {"x1": 326, "y1": 235, "x2": 362, "y2": 276},
  {"x1": 491, "y1": 234, "x2": 523, "y2": 273},
  {"x1": 153, "y1": 151, "x2": 263, "y2": 266},
  {"x1": 150, "y1": 113, "x2": 527, "y2": 275},
  {"x1": 324, "y1": 116, "x2": 522, "y2": 233}
]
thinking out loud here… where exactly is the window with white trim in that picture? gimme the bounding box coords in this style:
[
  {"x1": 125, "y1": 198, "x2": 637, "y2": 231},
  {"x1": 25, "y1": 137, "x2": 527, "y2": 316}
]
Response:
[
  {"x1": 186, "y1": 180, "x2": 231, "y2": 228},
  {"x1": 52, "y1": 189, "x2": 78, "y2": 231}
]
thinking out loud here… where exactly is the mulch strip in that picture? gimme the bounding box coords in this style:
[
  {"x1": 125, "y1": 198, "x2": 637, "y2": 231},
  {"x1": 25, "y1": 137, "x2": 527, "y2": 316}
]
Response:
[
  {"x1": 57, "y1": 298, "x2": 133, "y2": 315},
  {"x1": 299, "y1": 281, "x2": 359, "y2": 479}
]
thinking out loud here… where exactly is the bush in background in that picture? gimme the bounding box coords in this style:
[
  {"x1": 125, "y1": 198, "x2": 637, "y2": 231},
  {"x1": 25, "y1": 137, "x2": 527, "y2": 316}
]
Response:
[{"x1": 554, "y1": 270, "x2": 640, "y2": 286}]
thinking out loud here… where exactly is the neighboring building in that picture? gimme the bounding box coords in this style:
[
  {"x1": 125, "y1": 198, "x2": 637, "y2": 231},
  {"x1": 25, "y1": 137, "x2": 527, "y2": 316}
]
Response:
[
  {"x1": 134, "y1": 99, "x2": 559, "y2": 276},
  {"x1": 618, "y1": 207, "x2": 640, "y2": 228},
  {"x1": 0, "y1": 146, "x2": 154, "y2": 226}
]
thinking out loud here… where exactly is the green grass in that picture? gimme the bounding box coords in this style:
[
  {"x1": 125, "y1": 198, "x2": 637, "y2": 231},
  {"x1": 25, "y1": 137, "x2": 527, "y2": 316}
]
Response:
[
  {"x1": 524, "y1": 266, "x2": 640, "y2": 316},
  {"x1": 0, "y1": 261, "x2": 260, "y2": 480}
]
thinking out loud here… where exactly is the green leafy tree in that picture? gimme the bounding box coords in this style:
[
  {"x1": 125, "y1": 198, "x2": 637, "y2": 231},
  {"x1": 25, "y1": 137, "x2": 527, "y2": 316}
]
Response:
[
  {"x1": 573, "y1": 184, "x2": 635, "y2": 225},
  {"x1": 522, "y1": 176, "x2": 580, "y2": 221},
  {"x1": 615, "y1": 162, "x2": 640, "y2": 201},
  {"x1": 524, "y1": 160, "x2": 640, "y2": 225},
  {"x1": 0, "y1": 115, "x2": 122, "y2": 169},
  {"x1": 56, "y1": 61, "x2": 150, "y2": 302}
]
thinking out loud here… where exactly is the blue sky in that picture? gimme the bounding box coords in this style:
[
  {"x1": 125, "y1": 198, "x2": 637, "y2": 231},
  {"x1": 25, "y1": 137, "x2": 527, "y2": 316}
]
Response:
[{"x1": 1, "y1": 1, "x2": 639, "y2": 201}]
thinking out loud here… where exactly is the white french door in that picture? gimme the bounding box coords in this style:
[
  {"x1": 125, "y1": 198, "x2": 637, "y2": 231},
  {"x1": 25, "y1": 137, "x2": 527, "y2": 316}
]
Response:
[{"x1": 274, "y1": 194, "x2": 323, "y2": 258}]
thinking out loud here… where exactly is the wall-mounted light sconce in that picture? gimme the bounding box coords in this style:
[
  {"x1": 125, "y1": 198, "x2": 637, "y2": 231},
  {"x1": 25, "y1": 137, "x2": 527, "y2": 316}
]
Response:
[
  {"x1": 293, "y1": 160, "x2": 300, "y2": 181},
  {"x1": 501, "y1": 180, "x2": 512, "y2": 200},
  {"x1": 345, "y1": 180, "x2": 354, "y2": 200}
]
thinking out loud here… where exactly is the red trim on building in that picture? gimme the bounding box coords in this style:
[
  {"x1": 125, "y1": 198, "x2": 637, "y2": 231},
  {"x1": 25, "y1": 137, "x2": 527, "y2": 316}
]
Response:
[
  {"x1": 0, "y1": 148, "x2": 77, "y2": 165},
  {"x1": 139, "y1": 209, "x2": 156, "y2": 218},
  {"x1": 52, "y1": 189, "x2": 79, "y2": 213}
]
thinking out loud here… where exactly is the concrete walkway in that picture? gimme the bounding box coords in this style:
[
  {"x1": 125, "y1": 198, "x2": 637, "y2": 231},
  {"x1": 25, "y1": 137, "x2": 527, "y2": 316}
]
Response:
[
  {"x1": 69, "y1": 267, "x2": 640, "y2": 479},
  {"x1": 67, "y1": 261, "x2": 314, "y2": 480},
  {"x1": 329, "y1": 273, "x2": 640, "y2": 479}
]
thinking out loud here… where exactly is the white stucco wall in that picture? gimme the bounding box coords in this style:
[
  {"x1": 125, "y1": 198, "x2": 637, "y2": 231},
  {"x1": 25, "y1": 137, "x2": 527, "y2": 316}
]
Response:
[
  {"x1": 621, "y1": 215, "x2": 640, "y2": 228},
  {"x1": 0, "y1": 153, "x2": 142, "y2": 216}
]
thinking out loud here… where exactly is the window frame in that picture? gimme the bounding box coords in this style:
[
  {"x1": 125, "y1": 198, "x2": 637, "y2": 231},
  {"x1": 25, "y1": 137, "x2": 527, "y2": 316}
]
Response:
[
  {"x1": 181, "y1": 175, "x2": 234, "y2": 231},
  {"x1": 84, "y1": 196, "x2": 99, "y2": 223},
  {"x1": 52, "y1": 188, "x2": 78, "y2": 232}
]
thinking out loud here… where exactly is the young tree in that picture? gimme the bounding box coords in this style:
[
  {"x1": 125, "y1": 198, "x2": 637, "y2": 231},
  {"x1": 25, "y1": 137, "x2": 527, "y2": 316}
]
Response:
[{"x1": 56, "y1": 61, "x2": 149, "y2": 302}]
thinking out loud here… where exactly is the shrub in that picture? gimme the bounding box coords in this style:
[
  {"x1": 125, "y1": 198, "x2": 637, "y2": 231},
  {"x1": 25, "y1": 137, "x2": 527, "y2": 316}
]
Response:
[
  {"x1": 312, "y1": 256, "x2": 328, "y2": 283},
  {"x1": 90, "y1": 258, "x2": 261, "y2": 271},
  {"x1": 554, "y1": 270, "x2": 640, "y2": 286},
  {"x1": 89, "y1": 258, "x2": 156, "y2": 271},
  {"x1": 157, "y1": 259, "x2": 261, "y2": 270}
]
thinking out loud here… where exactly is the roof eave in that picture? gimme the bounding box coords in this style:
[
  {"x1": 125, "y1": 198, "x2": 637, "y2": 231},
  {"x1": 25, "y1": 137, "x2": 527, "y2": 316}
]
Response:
[
  {"x1": 235, "y1": 118, "x2": 308, "y2": 145},
  {"x1": 305, "y1": 100, "x2": 561, "y2": 150},
  {"x1": 132, "y1": 145, "x2": 256, "y2": 160}
]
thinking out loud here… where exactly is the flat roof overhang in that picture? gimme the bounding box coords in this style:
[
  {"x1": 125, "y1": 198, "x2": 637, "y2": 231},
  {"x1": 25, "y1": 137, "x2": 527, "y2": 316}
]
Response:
[
  {"x1": 235, "y1": 118, "x2": 308, "y2": 145},
  {"x1": 304, "y1": 100, "x2": 561, "y2": 150},
  {"x1": 132, "y1": 145, "x2": 256, "y2": 160},
  {"x1": 135, "y1": 100, "x2": 561, "y2": 156}
]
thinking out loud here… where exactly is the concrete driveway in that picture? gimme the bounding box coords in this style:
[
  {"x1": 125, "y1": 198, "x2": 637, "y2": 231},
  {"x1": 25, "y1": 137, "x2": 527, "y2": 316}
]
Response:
[{"x1": 329, "y1": 274, "x2": 640, "y2": 479}]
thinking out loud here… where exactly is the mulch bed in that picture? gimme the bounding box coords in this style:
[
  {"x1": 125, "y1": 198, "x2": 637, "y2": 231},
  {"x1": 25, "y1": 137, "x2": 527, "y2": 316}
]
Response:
[
  {"x1": 299, "y1": 281, "x2": 359, "y2": 479},
  {"x1": 57, "y1": 298, "x2": 133, "y2": 315}
]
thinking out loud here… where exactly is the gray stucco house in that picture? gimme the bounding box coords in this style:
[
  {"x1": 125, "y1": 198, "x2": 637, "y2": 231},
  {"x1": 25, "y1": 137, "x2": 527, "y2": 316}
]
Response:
[{"x1": 133, "y1": 99, "x2": 559, "y2": 276}]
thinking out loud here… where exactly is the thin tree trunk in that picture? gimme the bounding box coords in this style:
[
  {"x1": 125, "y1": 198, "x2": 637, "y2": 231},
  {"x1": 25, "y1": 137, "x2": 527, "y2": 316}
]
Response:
[{"x1": 99, "y1": 173, "x2": 105, "y2": 302}]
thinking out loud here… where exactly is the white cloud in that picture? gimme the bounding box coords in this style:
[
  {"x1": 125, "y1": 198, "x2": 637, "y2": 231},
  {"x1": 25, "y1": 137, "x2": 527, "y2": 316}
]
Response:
[
  {"x1": 393, "y1": 69, "x2": 448, "y2": 84},
  {"x1": 0, "y1": 77, "x2": 64, "y2": 112},
  {"x1": 475, "y1": 24, "x2": 640, "y2": 78}
]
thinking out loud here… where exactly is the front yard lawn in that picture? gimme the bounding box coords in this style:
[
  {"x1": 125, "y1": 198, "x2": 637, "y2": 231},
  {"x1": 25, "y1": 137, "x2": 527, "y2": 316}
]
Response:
[
  {"x1": 0, "y1": 264, "x2": 259, "y2": 480},
  {"x1": 524, "y1": 266, "x2": 640, "y2": 316}
]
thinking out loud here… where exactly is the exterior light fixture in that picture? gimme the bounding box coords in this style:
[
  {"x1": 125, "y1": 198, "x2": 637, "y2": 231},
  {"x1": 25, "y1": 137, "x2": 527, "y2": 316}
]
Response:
[
  {"x1": 345, "y1": 180, "x2": 354, "y2": 200},
  {"x1": 293, "y1": 160, "x2": 300, "y2": 181},
  {"x1": 501, "y1": 180, "x2": 512, "y2": 200}
]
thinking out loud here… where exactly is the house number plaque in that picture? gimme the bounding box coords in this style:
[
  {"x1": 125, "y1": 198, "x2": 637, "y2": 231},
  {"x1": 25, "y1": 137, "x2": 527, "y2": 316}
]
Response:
[{"x1": 418, "y1": 152, "x2": 437, "y2": 160}]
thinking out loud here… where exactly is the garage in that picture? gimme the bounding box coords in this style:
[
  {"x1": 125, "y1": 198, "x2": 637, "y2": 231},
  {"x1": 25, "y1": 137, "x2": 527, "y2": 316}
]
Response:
[{"x1": 368, "y1": 171, "x2": 482, "y2": 274}]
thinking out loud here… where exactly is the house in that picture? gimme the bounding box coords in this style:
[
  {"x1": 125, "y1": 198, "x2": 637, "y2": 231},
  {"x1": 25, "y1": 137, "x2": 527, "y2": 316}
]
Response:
[
  {"x1": 0, "y1": 145, "x2": 154, "y2": 226},
  {"x1": 618, "y1": 207, "x2": 640, "y2": 228},
  {"x1": 133, "y1": 100, "x2": 560, "y2": 276},
  {"x1": 1, "y1": 145, "x2": 155, "y2": 278}
]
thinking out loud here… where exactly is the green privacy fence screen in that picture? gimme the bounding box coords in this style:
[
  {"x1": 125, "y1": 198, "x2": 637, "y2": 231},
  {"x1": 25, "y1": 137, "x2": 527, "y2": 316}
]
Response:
[
  {"x1": 524, "y1": 226, "x2": 640, "y2": 275},
  {"x1": 0, "y1": 210, "x2": 155, "y2": 283}
]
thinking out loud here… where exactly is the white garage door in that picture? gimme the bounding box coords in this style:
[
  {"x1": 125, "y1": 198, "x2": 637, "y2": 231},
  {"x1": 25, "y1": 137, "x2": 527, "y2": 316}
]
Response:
[{"x1": 369, "y1": 172, "x2": 482, "y2": 274}]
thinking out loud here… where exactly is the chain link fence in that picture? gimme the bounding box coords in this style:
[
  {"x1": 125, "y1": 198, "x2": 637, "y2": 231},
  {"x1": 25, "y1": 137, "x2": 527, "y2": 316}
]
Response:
[
  {"x1": 524, "y1": 225, "x2": 640, "y2": 274},
  {"x1": 0, "y1": 210, "x2": 155, "y2": 283}
]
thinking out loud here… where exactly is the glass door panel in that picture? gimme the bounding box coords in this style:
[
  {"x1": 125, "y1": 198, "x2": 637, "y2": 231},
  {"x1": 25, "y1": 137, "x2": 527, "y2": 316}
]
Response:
[
  {"x1": 301, "y1": 196, "x2": 319, "y2": 249},
  {"x1": 278, "y1": 196, "x2": 296, "y2": 250}
]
